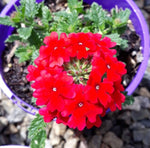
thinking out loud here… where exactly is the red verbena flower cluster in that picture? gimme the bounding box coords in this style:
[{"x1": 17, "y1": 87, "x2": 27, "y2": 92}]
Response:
[{"x1": 27, "y1": 32, "x2": 127, "y2": 131}]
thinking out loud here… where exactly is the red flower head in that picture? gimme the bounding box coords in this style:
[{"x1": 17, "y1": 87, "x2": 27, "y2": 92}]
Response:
[{"x1": 27, "y1": 32, "x2": 127, "y2": 130}]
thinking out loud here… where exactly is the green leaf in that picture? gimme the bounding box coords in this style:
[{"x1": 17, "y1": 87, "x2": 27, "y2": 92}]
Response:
[
  {"x1": 105, "y1": 33, "x2": 128, "y2": 49},
  {"x1": 28, "y1": 114, "x2": 46, "y2": 148},
  {"x1": 19, "y1": 0, "x2": 28, "y2": 19},
  {"x1": 24, "y1": 0, "x2": 38, "y2": 19},
  {"x1": 28, "y1": 29, "x2": 43, "y2": 48},
  {"x1": 122, "y1": 91, "x2": 134, "y2": 106},
  {"x1": 17, "y1": 26, "x2": 33, "y2": 40},
  {"x1": 0, "y1": 16, "x2": 15, "y2": 26},
  {"x1": 5, "y1": 34, "x2": 22, "y2": 43},
  {"x1": 68, "y1": 0, "x2": 83, "y2": 14},
  {"x1": 15, "y1": 45, "x2": 34, "y2": 63},
  {"x1": 105, "y1": 33, "x2": 123, "y2": 46},
  {"x1": 120, "y1": 39, "x2": 128, "y2": 49},
  {"x1": 30, "y1": 130, "x2": 46, "y2": 148},
  {"x1": 31, "y1": 50, "x2": 39, "y2": 62},
  {"x1": 41, "y1": 5, "x2": 52, "y2": 26},
  {"x1": 31, "y1": 97, "x2": 37, "y2": 104},
  {"x1": 81, "y1": 27, "x2": 91, "y2": 33},
  {"x1": 28, "y1": 114, "x2": 46, "y2": 139},
  {"x1": 112, "y1": 8, "x2": 131, "y2": 25},
  {"x1": 53, "y1": 10, "x2": 80, "y2": 33},
  {"x1": 85, "y1": 2, "x2": 108, "y2": 32},
  {"x1": 11, "y1": 6, "x2": 22, "y2": 23}
]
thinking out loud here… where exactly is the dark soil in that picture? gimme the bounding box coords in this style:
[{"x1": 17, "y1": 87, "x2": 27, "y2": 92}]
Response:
[{"x1": 2, "y1": 0, "x2": 142, "y2": 108}]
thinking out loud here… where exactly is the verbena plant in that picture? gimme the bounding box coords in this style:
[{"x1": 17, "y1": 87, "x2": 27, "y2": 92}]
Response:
[{"x1": 0, "y1": 0, "x2": 134, "y2": 147}]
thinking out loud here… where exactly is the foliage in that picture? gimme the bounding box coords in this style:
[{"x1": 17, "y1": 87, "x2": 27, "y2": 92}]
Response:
[
  {"x1": 28, "y1": 114, "x2": 46, "y2": 148},
  {"x1": 0, "y1": 0, "x2": 51, "y2": 63},
  {"x1": 122, "y1": 91, "x2": 135, "y2": 106},
  {"x1": 0, "y1": 0, "x2": 131, "y2": 63}
]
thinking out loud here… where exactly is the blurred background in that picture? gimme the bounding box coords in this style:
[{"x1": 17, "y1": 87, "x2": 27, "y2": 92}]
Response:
[{"x1": 0, "y1": 0, "x2": 150, "y2": 148}]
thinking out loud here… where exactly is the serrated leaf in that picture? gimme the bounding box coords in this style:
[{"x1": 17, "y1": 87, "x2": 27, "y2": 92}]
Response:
[
  {"x1": 19, "y1": 0, "x2": 27, "y2": 18},
  {"x1": 31, "y1": 50, "x2": 39, "y2": 62},
  {"x1": 17, "y1": 27, "x2": 33, "y2": 40},
  {"x1": 68, "y1": 0, "x2": 83, "y2": 14},
  {"x1": 5, "y1": 34, "x2": 22, "y2": 43},
  {"x1": 112, "y1": 8, "x2": 131, "y2": 29},
  {"x1": 11, "y1": 6, "x2": 22, "y2": 23},
  {"x1": 114, "y1": 8, "x2": 131, "y2": 24},
  {"x1": 122, "y1": 91, "x2": 134, "y2": 106},
  {"x1": 41, "y1": 5, "x2": 52, "y2": 26},
  {"x1": 106, "y1": 33, "x2": 128, "y2": 49},
  {"x1": 81, "y1": 27, "x2": 91, "y2": 33},
  {"x1": 28, "y1": 29, "x2": 43, "y2": 48},
  {"x1": 85, "y1": 2, "x2": 108, "y2": 32},
  {"x1": 30, "y1": 130, "x2": 46, "y2": 148},
  {"x1": 15, "y1": 46, "x2": 34, "y2": 63},
  {"x1": 120, "y1": 39, "x2": 128, "y2": 49},
  {"x1": 54, "y1": 10, "x2": 80, "y2": 33},
  {"x1": 28, "y1": 114, "x2": 46, "y2": 139},
  {"x1": 0, "y1": 16, "x2": 15, "y2": 26},
  {"x1": 28, "y1": 114, "x2": 46, "y2": 148},
  {"x1": 105, "y1": 33, "x2": 122, "y2": 46},
  {"x1": 24, "y1": 0, "x2": 38, "y2": 19},
  {"x1": 20, "y1": 0, "x2": 26, "y2": 8}
]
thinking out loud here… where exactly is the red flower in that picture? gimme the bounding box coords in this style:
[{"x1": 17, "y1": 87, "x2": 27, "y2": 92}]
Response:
[
  {"x1": 67, "y1": 32, "x2": 96, "y2": 59},
  {"x1": 26, "y1": 65, "x2": 41, "y2": 81},
  {"x1": 61, "y1": 85, "x2": 103, "y2": 131},
  {"x1": 92, "y1": 55, "x2": 127, "y2": 81},
  {"x1": 86, "y1": 115, "x2": 102, "y2": 129},
  {"x1": 91, "y1": 56, "x2": 106, "y2": 76},
  {"x1": 56, "y1": 112, "x2": 70, "y2": 125},
  {"x1": 105, "y1": 79, "x2": 125, "y2": 111},
  {"x1": 113, "y1": 78, "x2": 125, "y2": 92},
  {"x1": 90, "y1": 33, "x2": 117, "y2": 56},
  {"x1": 39, "y1": 107, "x2": 58, "y2": 122},
  {"x1": 87, "y1": 71, "x2": 114, "y2": 107},
  {"x1": 32, "y1": 71, "x2": 76, "y2": 111},
  {"x1": 39, "y1": 107, "x2": 69, "y2": 124},
  {"x1": 111, "y1": 90, "x2": 125, "y2": 110},
  {"x1": 99, "y1": 36, "x2": 116, "y2": 48},
  {"x1": 35, "y1": 32, "x2": 70, "y2": 67},
  {"x1": 26, "y1": 65, "x2": 63, "y2": 81}
]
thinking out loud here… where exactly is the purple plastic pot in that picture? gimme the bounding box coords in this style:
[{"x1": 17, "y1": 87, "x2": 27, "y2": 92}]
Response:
[{"x1": 0, "y1": 0, "x2": 149, "y2": 115}]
